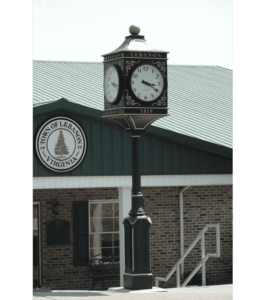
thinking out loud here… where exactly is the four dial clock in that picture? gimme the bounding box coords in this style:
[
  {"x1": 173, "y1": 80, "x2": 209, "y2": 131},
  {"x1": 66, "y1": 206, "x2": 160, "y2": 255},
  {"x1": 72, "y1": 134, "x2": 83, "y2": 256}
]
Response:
[
  {"x1": 104, "y1": 65, "x2": 120, "y2": 103},
  {"x1": 130, "y1": 64, "x2": 164, "y2": 102}
]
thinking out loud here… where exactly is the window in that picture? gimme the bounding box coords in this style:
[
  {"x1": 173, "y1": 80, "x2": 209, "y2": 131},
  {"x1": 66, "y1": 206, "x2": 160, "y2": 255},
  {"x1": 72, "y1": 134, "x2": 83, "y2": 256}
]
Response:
[{"x1": 89, "y1": 201, "x2": 119, "y2": 261}]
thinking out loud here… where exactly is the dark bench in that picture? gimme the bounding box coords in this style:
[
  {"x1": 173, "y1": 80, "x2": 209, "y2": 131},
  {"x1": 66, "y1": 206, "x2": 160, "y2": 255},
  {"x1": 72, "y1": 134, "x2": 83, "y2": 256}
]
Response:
[{"x1": 89, "y1": 255, "x2": 120, "y2": 290}]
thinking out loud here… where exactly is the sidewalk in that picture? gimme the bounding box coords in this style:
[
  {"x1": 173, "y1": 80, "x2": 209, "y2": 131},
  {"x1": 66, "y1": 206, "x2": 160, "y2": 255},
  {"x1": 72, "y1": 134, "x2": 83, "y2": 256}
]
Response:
[
  {"x1": 33, "y1": 285, "x2": 233, "y2": 300},
  {"x1": 0, "y1": 284, "x2": 265, "y2": 300}
]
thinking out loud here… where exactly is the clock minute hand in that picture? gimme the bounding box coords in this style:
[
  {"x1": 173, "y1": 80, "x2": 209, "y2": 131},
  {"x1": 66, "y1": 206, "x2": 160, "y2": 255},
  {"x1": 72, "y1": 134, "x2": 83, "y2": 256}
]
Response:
[
  {"x1": 111, "y1": 82, "x2": 118, "y2": 91},
  {"x1": 142, "y1": 80, "x2": 158, "y2": 92}
]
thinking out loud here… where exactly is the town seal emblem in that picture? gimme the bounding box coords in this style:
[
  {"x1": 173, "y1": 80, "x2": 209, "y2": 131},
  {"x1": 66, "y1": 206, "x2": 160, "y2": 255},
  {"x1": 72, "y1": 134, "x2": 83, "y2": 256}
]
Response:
[{"x1": 36, "y1": 117, "x2": 87, "y2": 172}]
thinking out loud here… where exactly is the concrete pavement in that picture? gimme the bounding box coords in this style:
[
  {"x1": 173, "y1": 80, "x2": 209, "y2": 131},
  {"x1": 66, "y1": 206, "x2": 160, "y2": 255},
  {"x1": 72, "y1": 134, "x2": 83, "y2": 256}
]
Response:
[{"x1": 0, "y1": 284, "x2": 265, "y2": 300}]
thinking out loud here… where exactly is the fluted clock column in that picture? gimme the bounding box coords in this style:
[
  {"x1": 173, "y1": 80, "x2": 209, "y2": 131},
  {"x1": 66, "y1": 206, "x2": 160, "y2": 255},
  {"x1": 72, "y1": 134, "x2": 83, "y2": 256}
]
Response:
[{"x1": 123, "y1": 134, "x2": 152, "y2": 289}]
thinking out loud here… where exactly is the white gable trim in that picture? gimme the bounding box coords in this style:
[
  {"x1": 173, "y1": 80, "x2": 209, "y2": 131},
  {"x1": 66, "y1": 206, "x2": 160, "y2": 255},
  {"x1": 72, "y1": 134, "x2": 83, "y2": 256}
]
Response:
[{"x1": 33, "y1": 174, "x2": 232, "y2": 189}]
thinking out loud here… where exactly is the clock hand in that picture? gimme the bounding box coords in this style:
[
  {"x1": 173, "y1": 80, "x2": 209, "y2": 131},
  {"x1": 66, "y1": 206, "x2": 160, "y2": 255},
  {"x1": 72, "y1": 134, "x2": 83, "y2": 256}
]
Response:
[
  {"x1": 142, "y1": 80, "x2": 158, "y2": 92},
  {"x1": 111, "y1": 82, "x2": 118, "y2": 91},
  {"x1": 142, "y1": 80, "x2": 156, "y2": 86},
  {"x1": 142, "y1": 80, "x2": 152, "y2": 86},
  {"x1": 149, "y1": 86, "x2": 158, "y2": 92}
]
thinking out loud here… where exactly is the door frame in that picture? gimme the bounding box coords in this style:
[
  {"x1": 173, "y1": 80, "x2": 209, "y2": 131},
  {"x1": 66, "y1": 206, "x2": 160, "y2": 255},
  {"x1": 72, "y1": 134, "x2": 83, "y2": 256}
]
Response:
[{"x1": 33, "y1": 201, "x2": 42, "y2": 285}]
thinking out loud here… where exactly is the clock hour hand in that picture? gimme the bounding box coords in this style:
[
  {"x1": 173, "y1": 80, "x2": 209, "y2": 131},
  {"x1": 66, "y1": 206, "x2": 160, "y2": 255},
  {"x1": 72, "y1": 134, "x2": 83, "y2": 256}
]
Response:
[
  {"x1": 142, "y1": 80, "x2": 158, "y2": 92},
  {"x1": 111, "y1": 82, "x2": 118, "y2": 91},
  {"x1": 142, "y1": 80, "x2": 155, "y2": 86}
]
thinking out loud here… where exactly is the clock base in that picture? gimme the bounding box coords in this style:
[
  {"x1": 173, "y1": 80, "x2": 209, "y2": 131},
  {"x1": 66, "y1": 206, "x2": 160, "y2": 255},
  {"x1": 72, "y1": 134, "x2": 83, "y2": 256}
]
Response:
[
  {"x1": 102, "y1": 113, "x2": 169, "y2": 134},
  {"x1": 124, "y1": 273, "x2": 153, "y2": 290}
]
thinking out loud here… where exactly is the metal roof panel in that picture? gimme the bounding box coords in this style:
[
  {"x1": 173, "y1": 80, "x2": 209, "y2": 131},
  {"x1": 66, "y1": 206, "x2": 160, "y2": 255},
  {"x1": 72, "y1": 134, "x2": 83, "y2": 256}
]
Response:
[{"x1": 33, "y1": 61, "x2": 232, "y2": 148}]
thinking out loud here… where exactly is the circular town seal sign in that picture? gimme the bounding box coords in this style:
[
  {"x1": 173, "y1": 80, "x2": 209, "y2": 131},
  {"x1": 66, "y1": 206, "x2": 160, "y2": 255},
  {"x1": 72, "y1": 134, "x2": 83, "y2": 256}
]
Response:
[{"x1": 36, "y1": 117, "x2": 87, "y2": 172}]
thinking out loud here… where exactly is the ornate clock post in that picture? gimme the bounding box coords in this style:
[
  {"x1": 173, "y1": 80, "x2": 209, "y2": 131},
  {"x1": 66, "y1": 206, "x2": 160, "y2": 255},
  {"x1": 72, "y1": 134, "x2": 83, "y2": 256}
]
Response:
[{"x1": 102, "y1": 25, "x2": 169, "y2": 290}]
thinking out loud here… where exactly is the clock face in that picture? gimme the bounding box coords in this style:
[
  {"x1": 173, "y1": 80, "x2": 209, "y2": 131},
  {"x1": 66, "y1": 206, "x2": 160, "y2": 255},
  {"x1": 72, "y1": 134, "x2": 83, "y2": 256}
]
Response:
[
  {"x1": 104, "y1": 65, "x2": 120, "y2": 103},
  {"x1": 130, "y1": 64, "x2": 164, "y2": 102}
]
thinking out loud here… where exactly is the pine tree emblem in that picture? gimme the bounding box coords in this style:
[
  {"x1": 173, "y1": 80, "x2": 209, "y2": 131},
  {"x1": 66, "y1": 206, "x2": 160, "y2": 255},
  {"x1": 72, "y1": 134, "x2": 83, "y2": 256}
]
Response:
[{"x1": 54, "y1": 130, "x2": 69, "y2": 158}]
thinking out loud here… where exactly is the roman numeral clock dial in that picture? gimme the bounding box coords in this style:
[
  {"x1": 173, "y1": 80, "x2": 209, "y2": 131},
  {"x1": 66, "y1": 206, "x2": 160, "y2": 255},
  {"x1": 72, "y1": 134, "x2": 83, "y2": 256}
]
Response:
[{"x1": 131, "y1": 64, "x2": 164, "y2": 102}]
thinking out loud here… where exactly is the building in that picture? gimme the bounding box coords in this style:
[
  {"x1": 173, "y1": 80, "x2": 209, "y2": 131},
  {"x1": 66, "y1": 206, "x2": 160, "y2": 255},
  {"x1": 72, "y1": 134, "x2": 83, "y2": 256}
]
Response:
[{"x1": 33, "y1": 61, "x2": 233, "y2": 289}]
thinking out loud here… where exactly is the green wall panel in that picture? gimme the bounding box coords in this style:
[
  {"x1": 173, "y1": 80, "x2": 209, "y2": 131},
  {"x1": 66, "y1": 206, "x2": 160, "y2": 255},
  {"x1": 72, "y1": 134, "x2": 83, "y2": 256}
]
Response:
[
  {"x1": 113, "y1": 128, "x2": 123, "y2": 175},
  {"x1": 33, "y1": 109, "x2": 232, "y2": 177},
  {"x1": 122, "y1": 132, "x2": 131, "y2": 175},
  {"x1": 81, "y1": 119, "x2": 92, "y2": 176},
  {"x1": 102, "y1": 125, "x2": 113, "y2": 175},
  {"x1": 92, "y1": 122, "x2": 103, "y2": 176}
]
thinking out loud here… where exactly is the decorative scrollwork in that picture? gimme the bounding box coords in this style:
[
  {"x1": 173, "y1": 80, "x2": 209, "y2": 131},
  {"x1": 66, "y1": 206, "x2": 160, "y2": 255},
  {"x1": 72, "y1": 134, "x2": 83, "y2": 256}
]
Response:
[
  {"x1": 104, "y1": 95, "x2": 112, "y2": 109},
  {"x1": 104, "y1": 63, "x2": 111, "y2": 71},
  {"x1": 126, "y1": 60, "x2": 140, "y2": 76},
  {"x1": 117, "y1": 94, "x2": 124, "y2": 106},
  {"x1": 104, "y1": 61, "x2": 123, "y2": 72},
  {"x1": 104, "y1": 95, "x2": 124, "y2": 109},
  {"x1": 152, "y1": 90, "x2": 167, "y2": 106},
  {"x1": 126, "y1": 89, "x2": 140, "y2": 106},
  {"x1": 152, "y1": 61, "x2": 166, "y2": 77},
  {"x1": 116, "y1": 60, "x2": 124, "y2": 71}
]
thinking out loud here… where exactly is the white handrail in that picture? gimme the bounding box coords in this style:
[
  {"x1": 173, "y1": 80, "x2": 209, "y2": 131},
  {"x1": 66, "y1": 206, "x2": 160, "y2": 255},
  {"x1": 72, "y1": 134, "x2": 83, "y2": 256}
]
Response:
[{"x1": 155, "y1": 224, "x2": 220, "y2": 288}]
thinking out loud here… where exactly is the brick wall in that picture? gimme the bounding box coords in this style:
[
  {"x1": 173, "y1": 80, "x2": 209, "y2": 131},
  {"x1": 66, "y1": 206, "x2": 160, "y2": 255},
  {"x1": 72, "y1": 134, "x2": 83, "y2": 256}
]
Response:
[
  {"x1": 33, "y1": 184, "x2": 232, "y2": 290},
  {"x1": 33, "y1": 188, "x2": 119, "y2": 290},
  {"x1": 142, "y1": 185, "x2": 233, "y2": 287}
]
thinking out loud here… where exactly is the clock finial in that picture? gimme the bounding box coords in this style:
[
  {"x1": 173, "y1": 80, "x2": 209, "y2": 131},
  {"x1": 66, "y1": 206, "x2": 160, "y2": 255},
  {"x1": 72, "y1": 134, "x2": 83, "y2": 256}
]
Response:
[{"x1": 129, "y1": 25, "x2": 140, "y2": 35}]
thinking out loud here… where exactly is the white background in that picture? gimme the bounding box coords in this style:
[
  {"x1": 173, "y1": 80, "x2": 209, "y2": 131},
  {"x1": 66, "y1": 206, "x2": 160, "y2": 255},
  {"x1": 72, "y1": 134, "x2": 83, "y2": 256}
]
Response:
[{"x1": 33, "y1": 0, "x2": 233, "y2": 69}]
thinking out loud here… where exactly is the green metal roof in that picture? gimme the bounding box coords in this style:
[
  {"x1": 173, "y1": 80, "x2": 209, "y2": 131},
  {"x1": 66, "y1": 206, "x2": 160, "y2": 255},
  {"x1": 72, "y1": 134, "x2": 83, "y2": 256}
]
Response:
[{"x1": 33, "y1": 61, "x2": 232, "y2": 148}]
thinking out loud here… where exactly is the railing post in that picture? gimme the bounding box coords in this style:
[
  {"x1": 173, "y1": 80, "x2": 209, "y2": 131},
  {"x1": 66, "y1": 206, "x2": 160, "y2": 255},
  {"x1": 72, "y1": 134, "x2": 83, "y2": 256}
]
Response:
[
  {"x1": 155, "y1": 224, "x2": 220, "y2": 289},
  {"x1": 201, "y1": 231, "x2": 206, "y2": 286},
  {"x1": 176, "y1": 264, "x2": 180, "y2": 287},
  {"x1": 216, "y1": 225, "x2": 220, "y2": 257},
  {"x1": 155, "y1": 278, "x2": 158, "y2": 287}
]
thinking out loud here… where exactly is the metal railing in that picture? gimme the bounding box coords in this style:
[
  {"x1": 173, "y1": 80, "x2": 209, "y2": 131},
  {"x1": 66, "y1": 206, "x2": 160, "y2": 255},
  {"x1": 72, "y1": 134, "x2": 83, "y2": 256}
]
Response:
[{"x1": 155, "y1": 224, "x2": 220, "y2": 288}]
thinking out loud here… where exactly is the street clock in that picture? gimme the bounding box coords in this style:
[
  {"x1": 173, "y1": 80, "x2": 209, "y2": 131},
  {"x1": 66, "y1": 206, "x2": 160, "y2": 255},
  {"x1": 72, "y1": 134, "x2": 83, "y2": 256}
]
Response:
[
  {"x1": 102, "y1": 25, "x2": 169, "y2": 134},
  {"x1": 102, "y1": 25, "x2": 170, "y2": 290}
]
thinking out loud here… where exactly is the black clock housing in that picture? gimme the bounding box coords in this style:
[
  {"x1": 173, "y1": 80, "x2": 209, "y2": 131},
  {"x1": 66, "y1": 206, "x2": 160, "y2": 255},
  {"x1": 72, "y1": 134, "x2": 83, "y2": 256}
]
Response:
[{"x1": 102, "y1": 31, "x2": 169, "y2": 134}]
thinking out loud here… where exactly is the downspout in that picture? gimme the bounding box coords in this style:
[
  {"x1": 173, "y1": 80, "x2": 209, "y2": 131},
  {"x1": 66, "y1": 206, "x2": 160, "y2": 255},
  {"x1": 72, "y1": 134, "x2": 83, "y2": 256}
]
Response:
[{"x1": 179, "y1": 186, "x2": 191, "y2": 276}]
